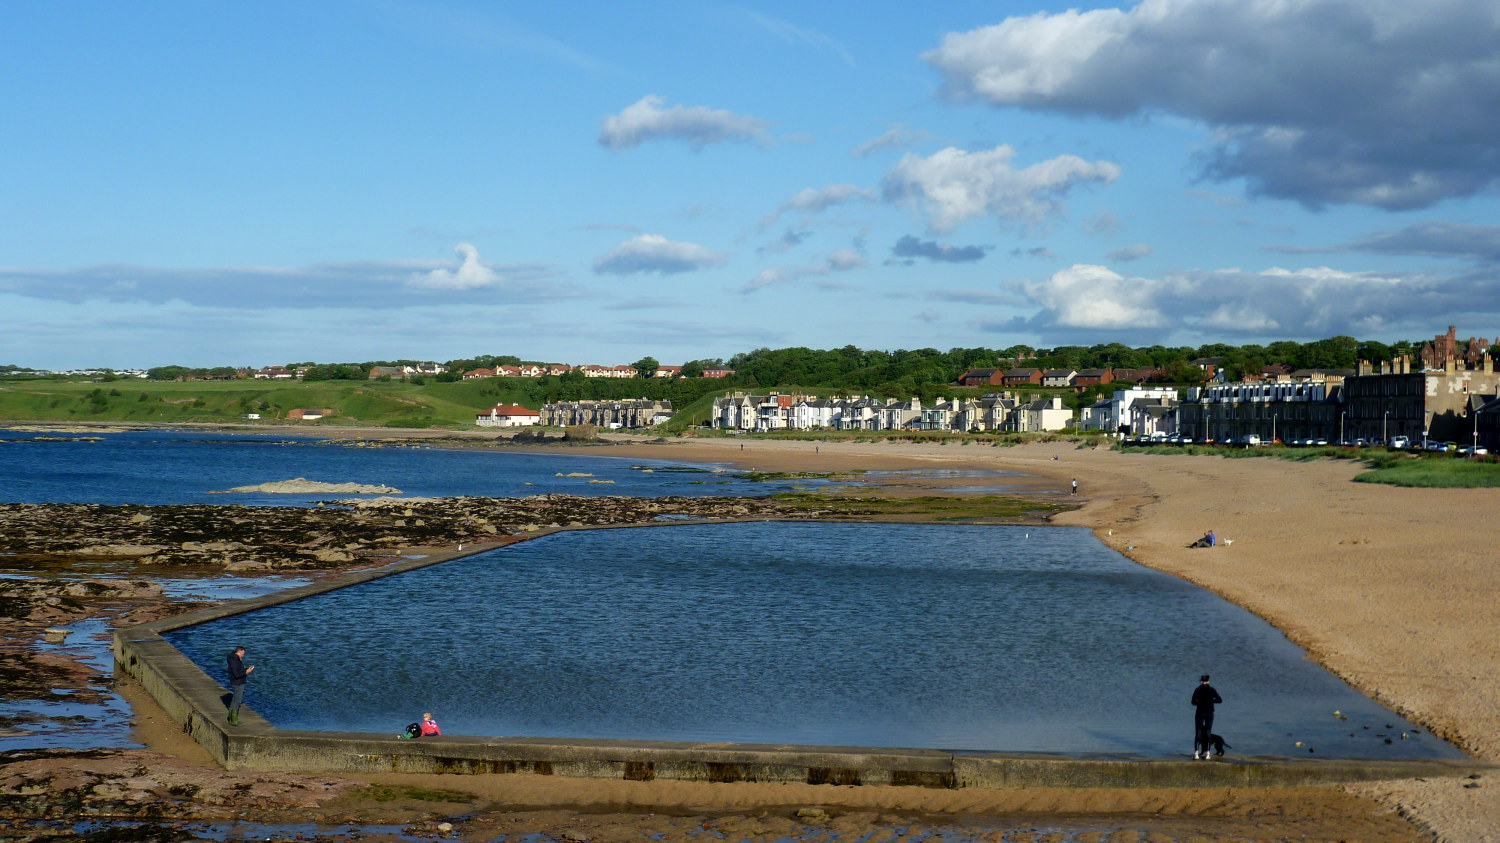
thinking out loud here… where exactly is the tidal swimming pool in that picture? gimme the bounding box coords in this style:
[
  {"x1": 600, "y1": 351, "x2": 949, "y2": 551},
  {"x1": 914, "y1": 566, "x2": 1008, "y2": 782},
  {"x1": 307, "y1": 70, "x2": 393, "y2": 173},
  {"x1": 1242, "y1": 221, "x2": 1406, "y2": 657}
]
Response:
[{"x1": 165, "y1": 522, "x2": 1461, "y2": 759}]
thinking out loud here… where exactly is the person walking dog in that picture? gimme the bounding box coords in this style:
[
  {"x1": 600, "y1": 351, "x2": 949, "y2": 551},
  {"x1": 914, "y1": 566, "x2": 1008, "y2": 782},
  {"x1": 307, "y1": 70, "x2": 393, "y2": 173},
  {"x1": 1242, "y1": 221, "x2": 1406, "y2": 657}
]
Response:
[
  {"x1": 226, "y1": 645, "x2": 254, "y2": 726},
  {"x1": 1191, "y1": 674, "x2": 1222, "y2": 759}
]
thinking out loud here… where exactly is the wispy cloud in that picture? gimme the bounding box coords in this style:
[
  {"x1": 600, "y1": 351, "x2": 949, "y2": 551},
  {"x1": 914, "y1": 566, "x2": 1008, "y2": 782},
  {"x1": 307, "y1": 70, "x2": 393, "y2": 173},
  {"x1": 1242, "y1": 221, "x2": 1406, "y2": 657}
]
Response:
[
  {"x1": 1106, "y1": 243, "x2": 1153, "y2": 262},
  {"x1": 598, "y1": 95, "x2": 769, "y2": 150},
  {"x1": 853, "y1": 124, "x2": 937, "y2": 157},
  {"x1": 737, "y1": 6, "x2": 855, "y2": 67},
  {"x1": 760, "y1": 184, "x2": 873, "y2": 228},
  {"x1": 742, "y1": 249, "x2": 867, "y2": 293},
  {"x1": 1267, "y1": 221, "x2": 1500, "y2": 263}
]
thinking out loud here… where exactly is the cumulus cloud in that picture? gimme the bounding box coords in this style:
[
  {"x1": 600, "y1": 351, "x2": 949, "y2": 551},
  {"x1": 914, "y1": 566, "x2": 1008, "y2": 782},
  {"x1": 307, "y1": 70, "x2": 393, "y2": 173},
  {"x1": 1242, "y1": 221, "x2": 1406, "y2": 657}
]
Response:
[
  {"x1": 924, "y1": 0, "x2": 1500, "y2": 210},
  {"x1": 598, "y1": 95, "x2": 769, "y2": 150},
  {"x1": 882, "y1": 145, "x2": 1119, "y2": 233},
  {"x1": 889, "y1": 234, "x2": 989, "y2": 264},
  {"x1": 1106, "y1": 243, "x2": 1153, "y2": 262},
  {"x1": 1000, "y1": 262, "x2": 1500, "y2": 339},
  {"x1": 760, "y1": 184, "x2": 873, "y2": 228},
  {"x1": 742, "y1": 249, "x2": 867, "y2": 293},
  {"x1": 0, "y1": 249, "x2": 571, "y2": 308},
  {"x1": 852, "y1": 124, "x2": 937, "y2": 157},
  {"x1": 408, "y1": 243, "x2": 506, "y2": 290},
  {"x1": 592, "y1": 234, "x2": 728, "y2": 275}
]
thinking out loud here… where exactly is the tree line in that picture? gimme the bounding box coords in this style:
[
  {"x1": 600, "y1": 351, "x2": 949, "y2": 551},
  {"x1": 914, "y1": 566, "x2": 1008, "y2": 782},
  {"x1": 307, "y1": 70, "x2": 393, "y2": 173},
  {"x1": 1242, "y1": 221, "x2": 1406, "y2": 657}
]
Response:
[{"x1": 20, "y1": 334, "x2": 1427, "y2": 397}]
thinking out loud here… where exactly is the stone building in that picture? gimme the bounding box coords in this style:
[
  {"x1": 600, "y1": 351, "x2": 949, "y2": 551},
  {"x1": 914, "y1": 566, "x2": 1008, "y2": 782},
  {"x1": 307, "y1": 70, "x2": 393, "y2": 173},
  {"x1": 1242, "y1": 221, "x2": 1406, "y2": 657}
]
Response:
[{"x1": 539, "y1": 398, "x2": 672, "y2": 429}]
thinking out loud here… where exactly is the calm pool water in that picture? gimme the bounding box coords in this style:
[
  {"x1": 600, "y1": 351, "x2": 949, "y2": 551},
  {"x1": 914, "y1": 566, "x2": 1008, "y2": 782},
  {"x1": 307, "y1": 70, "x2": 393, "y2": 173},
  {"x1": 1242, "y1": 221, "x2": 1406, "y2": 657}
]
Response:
[{"x1": 165, "y1": 522, "x2": 1460, "y2": 759}]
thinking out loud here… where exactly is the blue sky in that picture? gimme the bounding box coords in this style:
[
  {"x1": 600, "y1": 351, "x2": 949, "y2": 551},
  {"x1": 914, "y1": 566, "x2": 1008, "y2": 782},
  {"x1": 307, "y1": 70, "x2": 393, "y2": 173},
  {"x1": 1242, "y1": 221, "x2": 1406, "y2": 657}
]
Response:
[{"x1": 5, "y1": 0, "x2": 1500, "y2": 369}]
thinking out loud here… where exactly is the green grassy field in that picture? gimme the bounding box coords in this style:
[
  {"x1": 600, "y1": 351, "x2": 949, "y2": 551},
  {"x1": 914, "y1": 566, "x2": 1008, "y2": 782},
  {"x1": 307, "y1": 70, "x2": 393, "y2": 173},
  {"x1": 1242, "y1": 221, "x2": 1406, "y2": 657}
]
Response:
[{"x1": 0, "y1": 377, "x2": 540, "y2": 428}]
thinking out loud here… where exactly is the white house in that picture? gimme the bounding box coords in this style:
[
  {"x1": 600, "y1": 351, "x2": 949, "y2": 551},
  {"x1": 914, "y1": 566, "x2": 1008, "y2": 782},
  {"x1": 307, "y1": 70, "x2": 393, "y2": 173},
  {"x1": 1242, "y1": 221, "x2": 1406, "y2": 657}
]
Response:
[{"x1": 475, "y1": 403, "x2": 541, "y2": 427}]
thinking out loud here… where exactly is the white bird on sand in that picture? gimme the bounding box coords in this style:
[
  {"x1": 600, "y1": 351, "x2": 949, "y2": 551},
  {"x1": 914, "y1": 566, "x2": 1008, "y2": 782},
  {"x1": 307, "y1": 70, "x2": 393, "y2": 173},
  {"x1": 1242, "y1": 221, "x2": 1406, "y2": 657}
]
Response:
[{"x1": 1223, "y1": 538, "x2": 1234, "y2": 546}]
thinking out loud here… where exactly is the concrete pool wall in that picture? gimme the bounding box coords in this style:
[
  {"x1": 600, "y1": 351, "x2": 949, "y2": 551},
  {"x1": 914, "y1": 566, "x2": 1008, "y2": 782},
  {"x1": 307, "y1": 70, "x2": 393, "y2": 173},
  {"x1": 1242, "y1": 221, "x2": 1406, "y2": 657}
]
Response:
[{"x1": 114, "y1": 523, "x2": 1494, "y2": 788}]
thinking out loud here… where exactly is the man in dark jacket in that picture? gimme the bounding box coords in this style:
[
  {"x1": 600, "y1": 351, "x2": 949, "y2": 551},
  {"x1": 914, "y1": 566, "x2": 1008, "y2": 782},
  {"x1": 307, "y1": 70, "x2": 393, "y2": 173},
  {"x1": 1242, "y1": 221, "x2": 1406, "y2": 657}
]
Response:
[
  {"x1": 1191, "y1": 674, "x2": 1222, "y2": 759},
  {"x1": 226, "y1": 645, "x2": 254, "y2": 726}
]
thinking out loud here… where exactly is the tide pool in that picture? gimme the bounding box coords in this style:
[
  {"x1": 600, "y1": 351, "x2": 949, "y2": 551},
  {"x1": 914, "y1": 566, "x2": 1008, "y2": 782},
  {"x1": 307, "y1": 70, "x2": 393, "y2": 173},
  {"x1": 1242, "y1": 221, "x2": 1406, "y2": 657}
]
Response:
[{"x1": 165, "y1": 522, "x2": 1461, "y2": 759}]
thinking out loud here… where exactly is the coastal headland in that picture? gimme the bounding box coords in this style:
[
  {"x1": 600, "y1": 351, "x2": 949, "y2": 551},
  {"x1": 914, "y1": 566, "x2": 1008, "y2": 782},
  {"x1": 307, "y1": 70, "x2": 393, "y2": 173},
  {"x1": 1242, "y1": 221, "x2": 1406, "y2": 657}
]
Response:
[{"x1": 3, "y1": 424, "x2": 1497, "y2": 841}]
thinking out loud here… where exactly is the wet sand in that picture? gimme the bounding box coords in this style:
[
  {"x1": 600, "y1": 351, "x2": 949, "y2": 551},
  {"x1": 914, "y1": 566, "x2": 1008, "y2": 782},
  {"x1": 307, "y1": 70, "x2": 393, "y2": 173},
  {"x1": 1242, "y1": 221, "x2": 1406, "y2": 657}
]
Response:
[{"x1": 76, "y1": 428, "x2": 1492, "y2": 840}]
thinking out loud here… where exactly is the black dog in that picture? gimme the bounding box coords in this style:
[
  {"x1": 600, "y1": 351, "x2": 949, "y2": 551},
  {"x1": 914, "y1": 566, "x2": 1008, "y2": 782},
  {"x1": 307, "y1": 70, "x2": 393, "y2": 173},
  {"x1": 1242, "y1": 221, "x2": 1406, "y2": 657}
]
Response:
[{"x1": 1208, "y1": 734, "x2": 1231, "y2": 756}]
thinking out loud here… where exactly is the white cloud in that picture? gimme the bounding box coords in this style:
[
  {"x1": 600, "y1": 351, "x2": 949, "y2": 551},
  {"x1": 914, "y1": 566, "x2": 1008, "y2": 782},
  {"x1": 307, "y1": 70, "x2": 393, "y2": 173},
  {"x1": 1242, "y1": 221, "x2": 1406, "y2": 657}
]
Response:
[
  {"x1": 924, "y1": 0, "x2": 1500, "y2": 210},
  {"x1": 592, "y1": 234, "x2": 728, "y2": 275},
  {"x1": 1002, "y1": 262, "x2": 1494, "y2": 339},
  {"x1": 882, "y1": 145, "x2": 1119, "y2": 233},
  {"x1": 408, "y1": 243, "x2": 505, "y2": 290},
  {"x1": 1008, "y1": 264, "x2": 1172, "y2": 330},
  {"x1": 598, "y1": 95, "x2": 769, "y2": 150}
]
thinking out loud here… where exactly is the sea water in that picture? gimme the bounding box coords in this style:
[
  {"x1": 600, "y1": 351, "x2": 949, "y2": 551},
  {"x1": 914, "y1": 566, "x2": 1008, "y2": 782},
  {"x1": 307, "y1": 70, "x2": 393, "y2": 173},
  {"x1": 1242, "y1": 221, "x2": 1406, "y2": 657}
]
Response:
[
  {"x1": 0, "y1": 429, "x2": 813, "y2": 505},
  {"x1": 165, "y1": 522, "x2": 1462, "y2": 759}
]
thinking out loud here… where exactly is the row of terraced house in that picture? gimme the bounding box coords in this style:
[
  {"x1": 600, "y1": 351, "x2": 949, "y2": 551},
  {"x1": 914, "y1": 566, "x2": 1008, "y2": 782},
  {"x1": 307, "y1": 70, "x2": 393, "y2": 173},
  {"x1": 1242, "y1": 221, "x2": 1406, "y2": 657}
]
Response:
[{"x1": 709, "y1": 392, "x2": 1074, "y2": 433}]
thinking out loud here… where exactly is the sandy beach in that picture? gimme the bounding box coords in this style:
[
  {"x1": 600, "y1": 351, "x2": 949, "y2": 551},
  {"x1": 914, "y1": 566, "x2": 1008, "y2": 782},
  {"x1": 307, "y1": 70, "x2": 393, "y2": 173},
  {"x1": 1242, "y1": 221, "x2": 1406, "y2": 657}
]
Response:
[
  {"x1": 12, "y1": 423, "x2": 1498, "y2": 840},
  {"x1": 562, "y1": 434, "x2": 1500, "y2": 839}
]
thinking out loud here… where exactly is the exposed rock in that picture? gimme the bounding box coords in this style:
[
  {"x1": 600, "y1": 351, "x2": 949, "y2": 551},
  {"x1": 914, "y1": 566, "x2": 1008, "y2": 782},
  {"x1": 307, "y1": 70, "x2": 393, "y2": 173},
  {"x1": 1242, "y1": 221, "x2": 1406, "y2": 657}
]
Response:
[{"x1": 211, "y1": 477, "x2": 402, "y2": 495}]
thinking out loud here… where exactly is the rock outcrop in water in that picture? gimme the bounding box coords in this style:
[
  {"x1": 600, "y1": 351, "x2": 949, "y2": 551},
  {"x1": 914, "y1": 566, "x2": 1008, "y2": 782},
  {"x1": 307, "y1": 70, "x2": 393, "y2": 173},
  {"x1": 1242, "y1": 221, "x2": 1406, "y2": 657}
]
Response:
[{"x1": 210, "y1": 477, "x2": 403, "y2": 495}]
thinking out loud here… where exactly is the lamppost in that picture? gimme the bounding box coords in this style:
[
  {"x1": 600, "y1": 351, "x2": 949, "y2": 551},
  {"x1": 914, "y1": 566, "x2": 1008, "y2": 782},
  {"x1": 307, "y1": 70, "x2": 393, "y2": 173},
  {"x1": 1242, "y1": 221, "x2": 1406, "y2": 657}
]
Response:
[
  {"x1": 1340, "y1": 410, "x2": 1346, "y2": 445},
  {"x1": 1272, "y1": 412, "x2": 1278, "y2": 444},
  {"x1": 1383, "y1": 410, "x2": 1389, "y2": 444}
]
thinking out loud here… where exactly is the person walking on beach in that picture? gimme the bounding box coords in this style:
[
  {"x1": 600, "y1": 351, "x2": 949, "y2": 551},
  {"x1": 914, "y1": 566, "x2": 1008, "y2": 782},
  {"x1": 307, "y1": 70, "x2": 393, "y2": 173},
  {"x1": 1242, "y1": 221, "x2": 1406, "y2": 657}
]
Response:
[
  {"x1": 1071, "y1": 478, "x2": 1078, "y2": 495},
  {"x1": 226, "y1": 645, "x2": 254, "y2": 726},
  {"x1": 1191, "y1": 674, "x2": 1222, "y2": 759}
]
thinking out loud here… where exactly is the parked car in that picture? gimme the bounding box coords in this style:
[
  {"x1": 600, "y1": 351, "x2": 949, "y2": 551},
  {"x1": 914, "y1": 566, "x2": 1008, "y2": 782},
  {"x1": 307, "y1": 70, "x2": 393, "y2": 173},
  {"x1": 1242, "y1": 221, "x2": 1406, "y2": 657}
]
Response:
[
  {"x1": 1458, "y1": 445, "x2": 1489, "y2": 456},
  {"x1": 1389, "y1": 435, "x2": 1411, "y2": 449}
]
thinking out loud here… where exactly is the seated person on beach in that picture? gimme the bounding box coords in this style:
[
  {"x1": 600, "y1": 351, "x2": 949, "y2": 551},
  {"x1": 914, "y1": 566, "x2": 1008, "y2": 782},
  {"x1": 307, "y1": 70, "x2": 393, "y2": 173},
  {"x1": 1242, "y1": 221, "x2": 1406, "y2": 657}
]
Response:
[
  {"x1": 419, "y1": 712, "x2": 441, "y2": 736},
  {"x1": 1189, "y1": 530, "x2": 1217, "y2": 548}
]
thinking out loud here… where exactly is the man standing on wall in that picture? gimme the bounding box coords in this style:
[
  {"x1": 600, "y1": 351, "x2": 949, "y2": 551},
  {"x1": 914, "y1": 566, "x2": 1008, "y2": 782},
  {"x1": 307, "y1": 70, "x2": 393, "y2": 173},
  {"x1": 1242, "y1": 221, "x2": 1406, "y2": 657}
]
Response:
[
  {"x1": 226, "y1": 645, "x2": 255, "y2": 726},
  {"x1": 1192, "y1": 673, "x2": 1222, "y2": 759}
]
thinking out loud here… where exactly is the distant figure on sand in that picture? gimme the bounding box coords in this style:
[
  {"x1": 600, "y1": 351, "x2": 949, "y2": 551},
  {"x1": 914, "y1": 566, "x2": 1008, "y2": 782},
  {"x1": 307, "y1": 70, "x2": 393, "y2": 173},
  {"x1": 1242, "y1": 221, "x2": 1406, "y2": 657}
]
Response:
[
  {"x1": 1071, "y1": 478, "x2": 1078, "y2": 495},
  {"x1": 1189, "y1": 530, "x2": 1216, "y2": 548},
  {"x1": 1192, "y1": 674, "x2": 1223, "y2": 759},
  {"x1": 225, "y1": 645, "x2": 254, "y2": 726}
]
